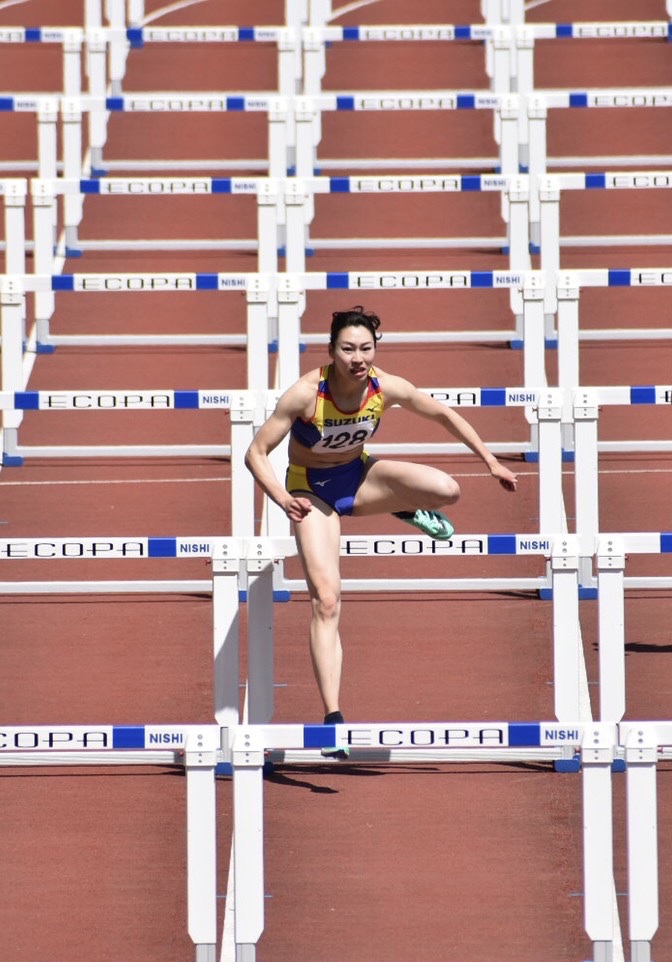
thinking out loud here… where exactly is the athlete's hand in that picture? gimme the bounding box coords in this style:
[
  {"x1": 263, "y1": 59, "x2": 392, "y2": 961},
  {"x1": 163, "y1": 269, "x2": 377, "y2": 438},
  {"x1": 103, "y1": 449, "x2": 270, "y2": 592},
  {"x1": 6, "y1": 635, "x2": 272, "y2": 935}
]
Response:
[
  {"x1": 491, "y1": 463, "x2": 518, "y2": 492},
  {"x1": 285, "y1": 496, "x2": 313, "y2": 522}
]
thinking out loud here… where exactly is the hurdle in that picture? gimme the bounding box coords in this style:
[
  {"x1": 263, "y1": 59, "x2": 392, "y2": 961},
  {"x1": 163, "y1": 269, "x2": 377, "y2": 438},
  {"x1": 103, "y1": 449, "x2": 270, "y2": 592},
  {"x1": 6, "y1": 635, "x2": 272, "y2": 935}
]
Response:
[
  {"x1": 82, "y1": 25, "x2": 302, "y2": 175},
  {"x1": 31, "y1": 175, "x2": 283, "y2": 275},
  {"x1": 0, "y1": 95, "x2": 60, "y2": 179},
  {"x1": 0, "y1": 268, "x2": 548, "y2": 451},
  {"x1": 227, "y1": 720, "x2": 627, "y2": 962},
  {"x1": 301, "y1": 21, "x2": 672, "y2": 113},
  {"x1": 6, "y1": 531, "x2": 665, "y2": 728},
  {"x1": 553, "y1": 269, "x2": 672, "y2": 451},
  {"x1": 0, "y1": 178, "x2": 27, "y2": 275},
  {"x1": 0, "y1": 716, "x2": 665, "y2": 961},
  {"x1": 0, "y1": 272, "x2": 274, "y2": 402},
  {"x1": 0, "y1": 722, "x2": 223, "y2": 962}
]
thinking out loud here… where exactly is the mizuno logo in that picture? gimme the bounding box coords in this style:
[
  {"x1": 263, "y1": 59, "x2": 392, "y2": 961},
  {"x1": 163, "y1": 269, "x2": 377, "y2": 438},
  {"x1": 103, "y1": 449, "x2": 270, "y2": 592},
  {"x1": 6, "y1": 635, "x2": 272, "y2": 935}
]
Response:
[{"x1": 313, "y1": 480, "x2": 332, "y2": 487}]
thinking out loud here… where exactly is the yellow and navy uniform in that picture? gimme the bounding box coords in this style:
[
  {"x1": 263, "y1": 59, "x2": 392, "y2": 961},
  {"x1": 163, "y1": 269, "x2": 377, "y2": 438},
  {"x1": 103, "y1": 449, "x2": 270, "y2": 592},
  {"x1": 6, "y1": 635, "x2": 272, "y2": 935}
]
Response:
[{"x1": 286, "y1": 364, "x2": 385, "y2": 515}]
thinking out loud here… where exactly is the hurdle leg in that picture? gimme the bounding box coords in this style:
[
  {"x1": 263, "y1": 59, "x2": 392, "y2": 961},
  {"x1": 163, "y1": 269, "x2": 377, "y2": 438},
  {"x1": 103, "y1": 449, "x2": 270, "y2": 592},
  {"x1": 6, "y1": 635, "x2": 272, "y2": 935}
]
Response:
[
  {"x1": 507, "y1": 176, "x2": 531, "y2": 277},
  {"x1": 551, "y1": 537, "x2": 582, "y2": 722},
  {"x1": 31, "y1": 181, "x2": 57, "y2": 348},
  {"x1": 625, "y1": 725, "x2": 658, "y2": 962},
  {"x1": 86, "y1": 30, "x2": 109, "y2": 173},
  {"x1": 4, "y1": 180, "x2": 27, "y2": 278},
  {"x1": 581, "y1": 724, "x2": 616, "y2": 962},
  {"x1": 185, "y1": 729, "x2": 219, "y2": 962},
  {"x1": 212, "y1": 541, "x2": 243, "y2": 745},
  {"x1": 269, "y1": 99, "x2": 290, "y2": 178},
  {"x1": 284, "y1": 179, "x2": 309, "y2": 272},
  {"x1": 539, "y1": 176, "x2": 560, "y2": 340},
  {"x1": 232, "y1": 727, "x2": 266, "y2": 962},
  {"x1": 521, "y1": 271, "x2": 546, "y2": 390},
  {"x1": 596, "y1": 537, "x2": 625, "y2": 723},
  {"x1": 537, "y1": 390, "x2": 563, "y2": 536},
  {"x1": 230, "y1": 394, "x2": 259, "y2": 538},
  {"x1": 63, "y1": 29, "x2": 83, "y2": 98},
  {"x1": 574, "y1": 393, "x2": 599, "y2": 588},
  {"x1": 276, "y1": 278, "x2": 303, "y2": 389},
  {"x1": 61, "y1": 98, "x2": 85, "y2": 251},
  {"x1": 294, "y1": 98, "x2": 318, "y2": 178},
  {"x1": 1, "y1": 283, "x2": 25, "y2": 435},
  {"x1": 255, "y1": 182, "x2": 279, "y2": 287},
  {"x1": 556, "y1": 273, "x2": 580, "y2": 454},
  {"x1": 37, "y1": 98, "x2": 58, "y2": 180},
  {"x1": 105, "y1": 0, "x2": 129, "y2": 96},
  {"x1": 246, "y1": 544, "x2": 275, "y2": 725}
]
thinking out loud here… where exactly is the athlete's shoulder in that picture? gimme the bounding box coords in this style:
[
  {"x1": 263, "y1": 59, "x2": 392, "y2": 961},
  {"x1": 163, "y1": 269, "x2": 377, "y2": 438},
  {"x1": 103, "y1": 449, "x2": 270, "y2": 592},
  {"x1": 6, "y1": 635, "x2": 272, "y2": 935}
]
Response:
[
  {"x1": 277, "y1": 367, "x2": 323, "y2": 415},
  {"x1": 373, "y1": 368, "x2": 415, "y2": 402}
]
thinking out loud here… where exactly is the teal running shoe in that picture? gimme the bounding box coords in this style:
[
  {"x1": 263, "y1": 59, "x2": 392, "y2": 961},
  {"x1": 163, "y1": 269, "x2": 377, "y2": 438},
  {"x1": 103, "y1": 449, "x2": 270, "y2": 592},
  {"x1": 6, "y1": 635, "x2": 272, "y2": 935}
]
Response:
[{"x1": 395, "y1": 508, "x2": 455, "y2": 540}]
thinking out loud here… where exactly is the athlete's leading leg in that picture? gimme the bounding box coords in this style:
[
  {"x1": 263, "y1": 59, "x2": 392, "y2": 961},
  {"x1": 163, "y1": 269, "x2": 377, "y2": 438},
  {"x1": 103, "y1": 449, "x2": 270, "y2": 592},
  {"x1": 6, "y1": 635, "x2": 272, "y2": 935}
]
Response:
[
  {"x1": 353, "y1": 458, "x2": 460, "y2": 518},
  {"x1": 292, "y1": 496, "x2": 344, "y2": 715}
]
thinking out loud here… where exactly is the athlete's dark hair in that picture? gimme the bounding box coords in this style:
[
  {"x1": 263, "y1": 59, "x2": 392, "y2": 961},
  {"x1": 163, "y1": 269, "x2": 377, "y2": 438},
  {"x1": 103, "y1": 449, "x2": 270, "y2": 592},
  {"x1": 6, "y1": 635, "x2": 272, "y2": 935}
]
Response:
[{"x1": 329, "y1": 306, "x2": 382, "y2": 348}]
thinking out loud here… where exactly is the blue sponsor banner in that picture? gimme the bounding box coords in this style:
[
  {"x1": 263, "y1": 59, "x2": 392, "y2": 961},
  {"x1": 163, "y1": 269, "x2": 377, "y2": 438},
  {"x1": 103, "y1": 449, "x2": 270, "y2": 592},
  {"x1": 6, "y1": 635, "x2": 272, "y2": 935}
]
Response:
[
  {"x1": 630, "y1": 386, "x2": 656, "y2": 404},
  {"x1": 147, "y1": 537, "x2": 178, "y2": 558}
]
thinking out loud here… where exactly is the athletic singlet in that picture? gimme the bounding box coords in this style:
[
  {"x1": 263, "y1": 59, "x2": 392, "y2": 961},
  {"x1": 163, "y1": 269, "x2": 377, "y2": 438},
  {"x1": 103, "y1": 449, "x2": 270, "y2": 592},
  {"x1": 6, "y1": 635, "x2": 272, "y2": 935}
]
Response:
[{"x1": 290, "y1": 364, "x2": 384, "y2": 454}]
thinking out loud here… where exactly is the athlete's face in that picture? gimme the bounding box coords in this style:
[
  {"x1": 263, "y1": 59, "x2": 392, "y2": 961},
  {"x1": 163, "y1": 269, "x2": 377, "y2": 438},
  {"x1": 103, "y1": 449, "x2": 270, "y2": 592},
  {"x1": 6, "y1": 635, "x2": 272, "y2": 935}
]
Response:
[{"x1": 330, "y1": 325, "x2": 376, "y2": 381}]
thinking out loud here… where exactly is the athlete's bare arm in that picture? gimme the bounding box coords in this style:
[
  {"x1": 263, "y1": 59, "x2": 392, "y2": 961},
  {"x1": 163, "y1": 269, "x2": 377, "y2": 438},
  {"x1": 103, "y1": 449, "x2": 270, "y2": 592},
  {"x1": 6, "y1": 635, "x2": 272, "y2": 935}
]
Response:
[
  {"x1": 377, "y1": 370, "x2": 518, "y2": 491},
  {"x1": 244, "y1": 372, "x2": 320, "y2": 521}
]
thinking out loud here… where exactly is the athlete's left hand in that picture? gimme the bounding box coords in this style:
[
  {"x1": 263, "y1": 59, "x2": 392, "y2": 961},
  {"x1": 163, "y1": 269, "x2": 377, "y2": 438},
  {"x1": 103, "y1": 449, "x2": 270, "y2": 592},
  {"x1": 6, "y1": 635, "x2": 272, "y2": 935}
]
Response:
[{"x1": 491, "y1": 464, "x2": 518, "y2": 492}]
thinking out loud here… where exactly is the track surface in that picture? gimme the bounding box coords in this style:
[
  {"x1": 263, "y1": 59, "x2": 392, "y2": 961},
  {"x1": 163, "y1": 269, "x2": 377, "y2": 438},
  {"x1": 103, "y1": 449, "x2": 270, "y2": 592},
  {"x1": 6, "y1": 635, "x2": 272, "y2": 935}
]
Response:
[{"x1": 1, "y1": 1, "x2": 671, "y2": 960}]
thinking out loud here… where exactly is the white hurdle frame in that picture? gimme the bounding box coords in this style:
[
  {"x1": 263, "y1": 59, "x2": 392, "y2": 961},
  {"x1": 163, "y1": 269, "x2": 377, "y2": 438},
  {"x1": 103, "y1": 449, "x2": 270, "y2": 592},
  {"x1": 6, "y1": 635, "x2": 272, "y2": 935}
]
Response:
[
  {"x1": 0, "y1": 717, "x2": 664, "y2": 962},
  {"x1": 229, "y1": 717, "x2": 669, "y2": 962}
]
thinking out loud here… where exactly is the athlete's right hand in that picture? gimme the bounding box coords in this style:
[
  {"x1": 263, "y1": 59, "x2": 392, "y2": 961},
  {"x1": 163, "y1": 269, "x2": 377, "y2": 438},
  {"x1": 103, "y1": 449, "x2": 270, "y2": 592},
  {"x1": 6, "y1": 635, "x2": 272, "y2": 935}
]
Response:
[{"x1": 285, "y1": 496, "x2": 313, "y2": 523}]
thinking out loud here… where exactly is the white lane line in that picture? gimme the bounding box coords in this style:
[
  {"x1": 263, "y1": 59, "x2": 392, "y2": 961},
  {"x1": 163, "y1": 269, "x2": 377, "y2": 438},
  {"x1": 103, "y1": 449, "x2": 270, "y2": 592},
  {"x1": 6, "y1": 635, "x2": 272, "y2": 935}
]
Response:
[
  {"x1": 0, "y1": 465, "x2": 669, "y2": 489},
  {"x1": 0, "y1": 476, "x2": 229, "y2": 487},
  {"x1": 142, "y1": 0, "x2": 209, "y2": 25}
]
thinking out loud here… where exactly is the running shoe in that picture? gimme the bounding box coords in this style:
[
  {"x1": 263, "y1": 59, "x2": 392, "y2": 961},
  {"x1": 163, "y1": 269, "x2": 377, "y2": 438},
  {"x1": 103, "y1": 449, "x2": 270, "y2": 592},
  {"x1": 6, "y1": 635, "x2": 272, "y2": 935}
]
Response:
[
  {"x1": 396, "y1": 508, "x2": 455, "y2": 540},
  {"x1": 320, "y1": 711, "x2": 350, "y2": 759}
]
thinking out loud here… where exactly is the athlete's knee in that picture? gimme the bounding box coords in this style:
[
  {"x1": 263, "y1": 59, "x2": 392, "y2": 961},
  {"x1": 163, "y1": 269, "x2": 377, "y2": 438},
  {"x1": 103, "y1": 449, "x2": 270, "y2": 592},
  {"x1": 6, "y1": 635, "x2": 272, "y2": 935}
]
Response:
[
  {"x1": 310, "y1": 586, "x2": 341, "y2": 622},
  {"x1": 430, "y1": 475, "x2": 460, "y2": 507}
]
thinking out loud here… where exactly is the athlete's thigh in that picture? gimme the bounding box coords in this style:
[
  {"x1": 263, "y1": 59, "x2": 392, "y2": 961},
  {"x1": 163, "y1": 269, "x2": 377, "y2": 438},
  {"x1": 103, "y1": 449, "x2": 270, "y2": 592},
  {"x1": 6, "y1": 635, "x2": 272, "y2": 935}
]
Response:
[
  {"x1": 353, "y1": 458, "x2": 455, "y2": 515},
  {"x1": 293, "y1": 495, "x2": 342, "y2": 595}
]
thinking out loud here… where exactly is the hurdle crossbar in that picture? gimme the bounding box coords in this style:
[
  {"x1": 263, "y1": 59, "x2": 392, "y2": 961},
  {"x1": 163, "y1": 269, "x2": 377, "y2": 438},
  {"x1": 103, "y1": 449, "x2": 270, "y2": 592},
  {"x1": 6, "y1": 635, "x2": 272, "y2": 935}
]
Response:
[{"x1": 229, "y1": 719, "x2": 663, "y2": 962}]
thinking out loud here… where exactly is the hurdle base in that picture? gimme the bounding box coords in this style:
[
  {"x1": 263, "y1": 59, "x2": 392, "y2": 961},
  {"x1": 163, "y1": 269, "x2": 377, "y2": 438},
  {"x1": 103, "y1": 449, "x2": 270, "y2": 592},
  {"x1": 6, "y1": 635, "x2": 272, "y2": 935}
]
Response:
[
  {"x1": 216, "y1": 758, "x2": 275, "y2": 777},
  {"x1": 554, "y1": 755, "x2": 580, "y2": 773},
  {"x1": 544, "y1": 337, "x2": 559, "y2": 349},
  {"x1": 509, "y1": 338, "x2": 524, "y2": 350},
  {"x1": 65, "y1": 247, "x2": 83, "y2": 259},
  {"x1": 529, "y1": 243, "x2": 541, "y2": 255},
  {"x1": 268, "y1": 340, "x2": 306, "y2": 354},
  {"x1": 554, "y1": 757, "x2": 627, "y2": 774},
  {"x1": 538, "y1": 586, "x2": 598, "y2": 600},
  {"x1": 238, "y1": 589, "x2": 291, "y2": 603},
  {"x1": 1, "y1": 454, "x2": 24, "y2": 467},
  {"x1": 90, "y1": 167, "x2": 108, "y2": 177},
  {"x1": 35, "y1": 342, "x2": 56, "y2": 354},
  {"x1": 523, "y1": 449, "x2": 575, "y2": 464}
]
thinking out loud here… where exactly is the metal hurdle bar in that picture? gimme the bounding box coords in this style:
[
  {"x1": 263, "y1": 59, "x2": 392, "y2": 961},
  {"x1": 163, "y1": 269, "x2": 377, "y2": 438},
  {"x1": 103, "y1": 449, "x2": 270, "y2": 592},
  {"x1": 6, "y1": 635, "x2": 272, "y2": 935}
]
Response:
[
  {"x1": 0, "y1": 717, "x2": 664, "y2": 962},
  {"x1": 539, "y1": 174, "x2": 672, "y2": 332},
  {"x1": 0, "y1": 273, "x2": 274, "y2": 411},
  {"x1": 0, "y1": 268, "x2": 549, "y2": 452},
  {"x1": 30, "y1": 175, "x2": 283, "y2": 275},
  {"x1": 37, "y1": 173, "x2": 532, "y2": 339},
  {"x1": 301, "y1": 21, "x2": 672, "y2": 109},
  {"x1": 0, "y1": 95, "x2": 60, "y2": 179},
  {"x1": 0, "y1": 721, "x2": 223, "y2": 962},
  {"x1": 3, "y1": 533, "x2": 670, "y2": 725},
  {"x1": 227, "y1": 720, "x2": 626, "y2": 962},
  {"x1": 0, "y1": 719, "x2": 618, "y2": 962},
  {"x1": 83, "y1": 26, "x2": 302, "y2": 174}
]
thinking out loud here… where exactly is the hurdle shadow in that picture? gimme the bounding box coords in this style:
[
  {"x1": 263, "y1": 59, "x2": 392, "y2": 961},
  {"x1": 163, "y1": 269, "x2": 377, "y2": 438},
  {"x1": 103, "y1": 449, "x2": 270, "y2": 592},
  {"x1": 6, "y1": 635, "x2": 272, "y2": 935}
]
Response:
[{"x1": 261, "y1": 760, "x2": 552, "y2": 793}]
